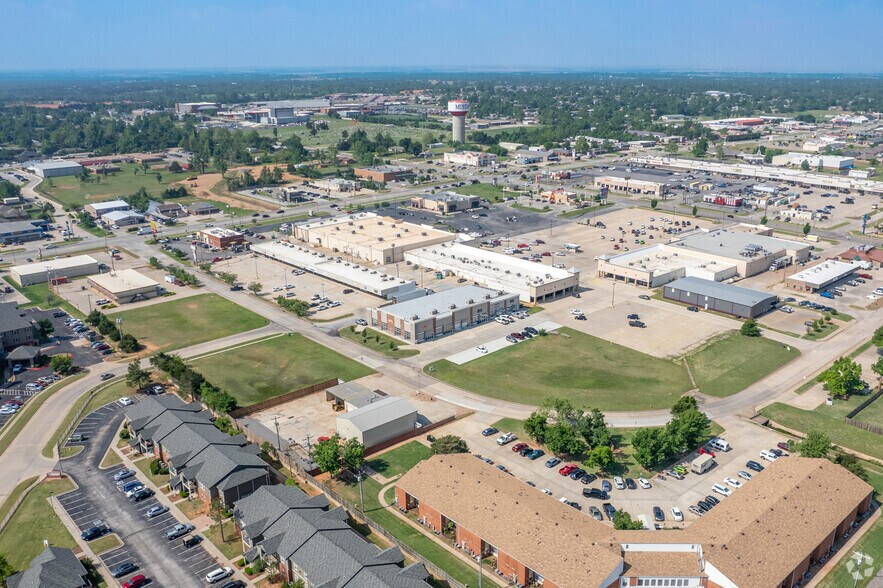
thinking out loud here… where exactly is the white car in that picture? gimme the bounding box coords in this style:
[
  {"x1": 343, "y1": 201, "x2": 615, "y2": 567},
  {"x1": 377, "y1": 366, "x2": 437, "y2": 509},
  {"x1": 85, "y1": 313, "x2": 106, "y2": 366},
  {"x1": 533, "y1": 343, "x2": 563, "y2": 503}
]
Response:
[
  {"x1": 868, "y1": 294, "x2": 880, "y2": 301},
  {"x1": 712, "y1": 483, "x2": 732, "y2": 497},
  {"x1": 118, "y1": 397, "x2": 134, "y2": 406},
  {"x1": 570, "y1": 308, "x2": 583, "y2": 315},
  {"x1": 638, "y1": 478, "x2": 651, "y2": 489},
  {"x1": 737, "y1": 470, "x2": 753, "y2": 481},
  {"x1": 670, "y1": 506, "x2": 684, "y2": 522},
  {"x1": 475, "y1": 345, "x2": 488, "y2": 354},
  {"x1": 496, "y1": 432, "x2": 516, "y2": 446},
  {"x1": 759, "y1": 449, "x2": 778, "y2": 462},
  {"x1": 779, "y1": 306, "x2": 794, "y2": 313},
  {"x1": 613, "y1": 476, "x2": 625, "y2": 490},
  {"x1": 723, "y1": 477, "x2": 743, "y2": 489},
  {"x1": 204, "y1": 567, "x2": 233, "y2": 584},
  {"x1": 541, "y1": 488, "x2": 553, "y2": 496}
]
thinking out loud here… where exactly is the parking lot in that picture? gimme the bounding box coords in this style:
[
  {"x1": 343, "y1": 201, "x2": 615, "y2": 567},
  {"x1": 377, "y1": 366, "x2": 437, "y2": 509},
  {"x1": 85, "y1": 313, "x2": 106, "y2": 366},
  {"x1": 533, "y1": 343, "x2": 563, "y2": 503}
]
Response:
[
  {"x1": 58, "y1": 399, "x2": 224, "y2": 587},
  {"x1": 447, "y1": 416, "x2": 791, "y2": 529}
]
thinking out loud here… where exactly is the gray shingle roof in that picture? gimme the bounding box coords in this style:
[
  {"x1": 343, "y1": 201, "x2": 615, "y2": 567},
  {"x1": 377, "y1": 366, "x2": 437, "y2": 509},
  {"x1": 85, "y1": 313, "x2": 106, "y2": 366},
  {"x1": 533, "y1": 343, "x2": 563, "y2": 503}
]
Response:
[
  {"x1": 179, "y1": 443, "x2": 267, "y2": 489},
  {"x1": 5, "y1": 546, "x2": 88, "y2": 588},
  {"x1": 0, "y1": 303, "x2": 34, "y2": 334}
]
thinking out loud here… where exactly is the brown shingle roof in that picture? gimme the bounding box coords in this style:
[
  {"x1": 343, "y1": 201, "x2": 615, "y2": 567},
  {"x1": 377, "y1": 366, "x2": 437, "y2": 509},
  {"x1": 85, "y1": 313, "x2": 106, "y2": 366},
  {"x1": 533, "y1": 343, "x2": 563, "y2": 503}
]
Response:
[
  {"x1": 621, "y1": 551, "x2": 705, "y2": 577},
  {"x1": 397, "y1": 455, "x2": 872, "y2": 588}
]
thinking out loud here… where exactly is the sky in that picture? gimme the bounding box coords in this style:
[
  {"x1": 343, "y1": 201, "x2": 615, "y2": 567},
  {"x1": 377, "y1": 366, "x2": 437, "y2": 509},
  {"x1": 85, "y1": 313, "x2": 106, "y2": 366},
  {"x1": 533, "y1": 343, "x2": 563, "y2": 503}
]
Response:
[{"x1": 2, "y1": 0, "x2": 882, "y2": 74}]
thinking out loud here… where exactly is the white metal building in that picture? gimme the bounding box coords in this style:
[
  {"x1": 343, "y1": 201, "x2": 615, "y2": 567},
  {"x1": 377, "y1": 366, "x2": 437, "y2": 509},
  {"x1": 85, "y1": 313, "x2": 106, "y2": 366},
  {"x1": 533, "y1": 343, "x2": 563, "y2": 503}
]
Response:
[
  {"x1": 335, "y1": 396, "x2": 418, "y2": 448},
  {"x1": 786, "y1": 260, "x2": 859, "y2": 292},
  {"x1": 101, "y1": 210, "x2": 145, "y2": 226},
  {"x1": 85, "y1": 200, "x2": 130, "y2": 218},
  {"x1": 88, "y1": 269, "x2": 160, "y2": 303},
  {"x1": 29, "y1": 160, "x2": 83, "y2": 178},
  {"x1": 770, "y1": 152, "x2": 854, "y2": 170},
  {"x1": 443, "y1": 151, "x2": 497, "y2": 167},
  {"x1": 10, "y1": 255, "x2": 100, "y2": 286}
]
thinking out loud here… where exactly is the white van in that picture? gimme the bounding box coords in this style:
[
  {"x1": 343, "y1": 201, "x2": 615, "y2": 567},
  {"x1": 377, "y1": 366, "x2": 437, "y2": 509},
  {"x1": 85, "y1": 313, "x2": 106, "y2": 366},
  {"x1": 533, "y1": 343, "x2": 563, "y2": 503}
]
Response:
[{"x1": 707, "y1": 438, "x2": 730, "y2": 452}]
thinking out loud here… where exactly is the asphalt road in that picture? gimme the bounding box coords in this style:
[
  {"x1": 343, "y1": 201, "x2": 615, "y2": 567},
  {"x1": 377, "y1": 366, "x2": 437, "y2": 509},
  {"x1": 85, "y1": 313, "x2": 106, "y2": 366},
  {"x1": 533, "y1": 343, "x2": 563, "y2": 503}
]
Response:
[{"x1": 56, "y1": 400, "x2": 216, "y2": 588}]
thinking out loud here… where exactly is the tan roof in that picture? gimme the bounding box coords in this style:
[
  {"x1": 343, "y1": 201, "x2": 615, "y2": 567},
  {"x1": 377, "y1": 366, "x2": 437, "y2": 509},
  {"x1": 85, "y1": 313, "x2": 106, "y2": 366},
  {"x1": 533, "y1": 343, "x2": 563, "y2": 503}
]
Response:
[
  {"x1": 397, "y1": 455, "x2": 872, "y2": 588},
  {"x1": 621, "y1": 551, "x2": 704, "y2": 577},
  {"x1": 396, "y1": 454, "x2": 621, "y2": 587},
  {"x1": 688, "y1": 457, "x2": 873, "y2": 588}
]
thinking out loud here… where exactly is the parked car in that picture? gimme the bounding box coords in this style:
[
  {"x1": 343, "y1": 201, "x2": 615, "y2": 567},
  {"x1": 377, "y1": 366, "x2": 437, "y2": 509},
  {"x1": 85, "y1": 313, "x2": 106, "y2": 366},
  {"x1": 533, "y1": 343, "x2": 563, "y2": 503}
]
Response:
[
  {"x1": 670, "y1": 506, "x2": 684, "y2": 522},
  {"x1": 602, "y1": 503, "x2": 616, "y2": 520},
  {"x1": 480, "y1": 427, "x2": 498, "y2": 437},
  {"x1": 511, "y1": 442, "x2": 528, "y2": 453},
  {"x1": 110, "y1": 562, "x2": 138, "y2": 578},
  {"x1": 687, "y1": 306, "x2": 699, "y2": 312},
  {"x1": 544, "y1": 457, "x2": 561, "y2": 468},
  {"x1": 131, "y1": 488, "x2": 154, "y2": 502},
  {"x1": 746, "y1": 460, "x2": 765, "y2": 472},
  {"x1": 723, "y1": 477, "x2": 743, "y2": 489},
  {"x1": 613, "y1": 476, "x2": 625, "y2": 490},
  {"x1": 122, "y1": 575, "x2": 148, "y2": 588},
  {"x1": 704, "y1": 494, "x2": 720, "y2": 506},
  {"x1": 625, "y1": 478, "x2": 637, "y2": 490},
  {"x1": 81, "y1": 525, "x2": 108, "y2": 541},
  {"x1": 527, "y1": 449, "x2": 545, "y2": 460},
  {"x1": 113, "y1": 469, "x2": 135, "y2": 482},
  {"x1": 638, "y1": 478, "x2": 651, "y2": 489},
  {"x1": 496, "y1": 432, "x2": 516, "y2": 445},
  {"x1": 118, "y1": 397, "x2": 134, "y2": 406},
  {"x1": 653, "y1": 506, "x2": 664, "y2": 522},
  {"x1": 146, "y1": 505, "x2": 168, "y2": 518},
  {"x1": 777, "y1": 441, "x2": 790, "y2": 451},
  {"x1": 99, "y1": 373, "x2": 115, "y2": 381},
  {"x1": 601, "y1": 480, "x2": 612, "y2": 493},
  {"x1": 205, "y1": 568, "x2": 233, "y2": 584},
  {"x1": 589, "y1": 506, "x2": 603, "y2": 521},
  {"x1": 759, "y1": 449, "x2": 778, "y2": 462},
  {"x1": 221, "y1": 582, "x2": 246, "y2": 588},
  {"x1": 183, "y1": 535, "x2": 203, "y2": 548},
  {"x1": 712, "y1": 483, "x2": 732, "y2": 497},
  {"x1": 165, "y1": 523, "x2": 194, "y2": 540},
  {"x1": 688, "y1": 505, "x2": 704, "y2": 517}
]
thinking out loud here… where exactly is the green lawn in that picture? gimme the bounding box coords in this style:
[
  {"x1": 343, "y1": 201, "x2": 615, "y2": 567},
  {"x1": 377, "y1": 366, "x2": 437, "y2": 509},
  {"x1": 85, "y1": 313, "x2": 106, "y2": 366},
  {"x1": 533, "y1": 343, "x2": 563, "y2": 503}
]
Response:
[
  {"x1": 685, "y1": 332, "x2": 800, "y2": 397},
  {"x1": 366, "y1": 441, "x2": 433, "y2": 479},
  {"x1": 0, "y1": 477, "x2": 77, "y2": 569},
  {"x1": 41, "y1": 378, "x2": 132, "y2": 459},
  {"x1": 188, "y1": 334, "x2": 374, "y2": 406},
  {"x1": 452, "y1": 183, "x2": 515, "y2": 202},
  {"x1": 204, "y1": 520, "x2": 243, "y2": 560},
  {"x1": 802, "y1": 322, "x2": 839, "y2": 340},
  {"x1": 36, "y1": 163, "x2": 190, "y2": 209},
  {"x1": 425, "y1": 327, "x2": 692, "y2": 410},
  {"x1": 338, "y1": 327, "x2": 419, "y2": 359},
  {"x1": 115, "y1": 293, "x2": 268, "y2": 353},
  {"x1": 3, "y1": 276, "x2": 84, "y2": 317},
  {"x1": 133, "y1": 457, "x2": 172, "y2": 488},
  {"x1": 0, "y1": 476, "x2": 39, "y2": 525},
  {"x1": 760, "y1": 396, "x2": 883, "y2": 460},
  {"x1": 330, "y1": 476, "x2": 493, "y2": 587},
  {"x1": 88, "y1": 534, "x2": 121, "y2": 555}
]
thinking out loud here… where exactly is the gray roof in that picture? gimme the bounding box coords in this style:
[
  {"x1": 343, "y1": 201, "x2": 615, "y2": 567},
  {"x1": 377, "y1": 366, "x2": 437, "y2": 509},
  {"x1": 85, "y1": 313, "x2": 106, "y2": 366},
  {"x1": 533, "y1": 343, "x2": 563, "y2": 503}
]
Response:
[
  {"x1": 180, "y1": 443, "x2": 266, "y2": 489},
  {"x1": 665, "y1": 277, "x2": 777, "y2": 307},
  {"x1": 188, "y1": 201, "x2": 220, "y2": 211},
  {"x1": 379, "y1": 284, "x2": 513, "y2": 322},
  {"x1": 125, "y1": 394, "x2": 203, "y2": 431},
  {"x1": 6, "y1": 546, "x2": 88, "y2": 588},
  {"x1": 235, "y1": 486, "x2": 429, "y2": 588},
  {"x1": 336, "y1": 396, "x2": 417, "y2": 433},
  {"x1": 326, "y1": 381, "x2": 382, "y2": 409},
  {"x1": 419, "y1": 191, "x2": 477, "y2": 204},
  {"x1": 0, "y1": 220, "x2": 44, "y2": 234},
  {"x1": 670, "y1": 228, "x2": 806, "y2": 259},
  {"x1": 0, "y1": 303, "x2": 35, "y2": 334},
  {"x1": 6, "y1": 345, "x2": 41, "y2": 360},
  {"x1": 31, "y1": 160, "x2": 83, "y2": 171}
]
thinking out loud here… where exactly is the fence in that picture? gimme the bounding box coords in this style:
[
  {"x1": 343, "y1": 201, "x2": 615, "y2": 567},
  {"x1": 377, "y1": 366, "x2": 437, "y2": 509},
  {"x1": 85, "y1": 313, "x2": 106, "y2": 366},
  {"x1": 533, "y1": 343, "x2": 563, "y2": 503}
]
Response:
[
  {"x1": 844, "y1": 388, "x2": 883, "y2": 436},
  {"x1": 228, "y1": 378, "x2": 338, "y2": 418},
  {"x1": 0, "y1": 475, "x2": 42, "y2": 534},
  {"x1": 364, "y1": 415, "x2": 458, "y2": 457}
]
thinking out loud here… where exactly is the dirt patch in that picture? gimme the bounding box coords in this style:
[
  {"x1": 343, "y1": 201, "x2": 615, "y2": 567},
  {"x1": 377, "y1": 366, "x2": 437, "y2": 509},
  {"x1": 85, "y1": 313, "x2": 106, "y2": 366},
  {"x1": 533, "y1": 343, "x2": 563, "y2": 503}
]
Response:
[{"x1": 173, "y1": 169, "x2": 276, "y2": 211}]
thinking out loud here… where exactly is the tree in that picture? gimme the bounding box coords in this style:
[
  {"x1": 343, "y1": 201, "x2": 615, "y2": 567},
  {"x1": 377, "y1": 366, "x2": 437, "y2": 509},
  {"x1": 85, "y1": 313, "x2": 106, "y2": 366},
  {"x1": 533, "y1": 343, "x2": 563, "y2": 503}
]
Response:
[
  {"x1": 168, "y1": 160, "x2": 183, "y2": 173},
  {"x1": 585, "y1": 446, "x2": 614, "y2": 472},
  {"x1": 740, "y1": 318, "x2": 761, "y2": 337},
  {"x1": 650, "y1": 198, "x2": 658, "y2": 209},
  {"x1": 430, "y1": 435, "x2": 469, "y2": 455},
  {"x1": 311, "y1": 435, "x2": 342, "y2": 477},
  {"x1": 802, "y1": 222, "x2": 811, "y2": 237},
  {"x1": 872, "y1": 356, "x2": 883, "y2": 380},
  {"x1": 664, "y1": 141, "x2": 679, "y2": 155},
  {"x1": 247, "y1": 281, "x2": 262, "y2": 294},
  {"x1": 800, "y1": 159, "x2": 811, "y2": 171},
  {"x1": 36, "y1": 318, "x2": 54, "y2": 339},
  {"x1": 795, "y1": 431, "x2": 832, "y2": 459},
  {"x1": 0, "y1": 554, "x2": 14, "y2": 584},
  {"x1": 119, "y1": 334, "x2": 141, "y2": 353},
  {"x1": 341, "y1": 438, "x2": 365, "y2": 471},
  {"x1": 833, "y1": 452, "x2": 868, "y2": 481},
  {"x1": 49, "y1": 354, "x2": 73, "y2": 375},
  {"x1": 760, "y1": 216, "x2": 768, "y2": 225},
  {"x1": 524, "y1": 410, "x2": 548, "y2": 442},
  {"x1": 544, "y1": 422, "x2": 584, "y2": 456},
  {"x1": 715, "y1": 143, "x2": 725, "y2": 161},
  {"x1": 218, "y1": 272, "x2": 238, "y2": 286},
  {"x1": 573, "y1": 137, "x2": 589, "y2": 154},
  {"x1": 613, "y1": 509, "x2": 644, "y2": 530},
  {"x1": 632, "y1": 428, "x2": 668, "y2": 468},
  {"x1": 667, "y1": 407, "x2": 710, "y2": 451},
  {"x1": 577, "y1": 408, "x2": 610, "y2": 449},
  {"x1": 871, "y1": 325, "x2": 883, "y2": 347},
  {"x1": 210, "y1": 497, "x2": 228, "y2": 541},
  {"x1": 126, "y1": 361, "x2": 151, "y2": 390},
  {"x1": 691, "y1": 137, "x2": 708, "y2": 157},
  {"x1": 691, "y1": 205, "x2": 698, "y2": 217},
  {"x1": 820, "y1": 357, "x2": 864, "y2": 399},
  {"x1": 670, "y1": 396, "x2": 698, "y2": 417}
]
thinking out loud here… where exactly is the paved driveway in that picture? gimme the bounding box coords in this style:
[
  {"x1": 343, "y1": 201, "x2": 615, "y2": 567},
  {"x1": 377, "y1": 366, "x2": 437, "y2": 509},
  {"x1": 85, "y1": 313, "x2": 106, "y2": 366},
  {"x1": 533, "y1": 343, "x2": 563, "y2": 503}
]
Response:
[{"x1": 57, "y1": 400, "x2": 219, "y2": 587}]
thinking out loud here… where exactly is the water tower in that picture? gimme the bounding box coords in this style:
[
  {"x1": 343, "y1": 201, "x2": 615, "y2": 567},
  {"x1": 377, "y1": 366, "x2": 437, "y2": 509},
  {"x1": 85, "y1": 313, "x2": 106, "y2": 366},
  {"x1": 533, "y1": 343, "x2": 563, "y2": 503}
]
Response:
[{"x1": 447, "y1": 99, "x2": 469, "y2": 143}]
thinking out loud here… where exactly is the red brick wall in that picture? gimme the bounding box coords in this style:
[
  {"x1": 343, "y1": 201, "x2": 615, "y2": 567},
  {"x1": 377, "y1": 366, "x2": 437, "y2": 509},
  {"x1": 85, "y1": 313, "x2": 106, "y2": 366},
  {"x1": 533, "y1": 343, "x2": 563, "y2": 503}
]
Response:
[
  {"x1": 814, "y1": 529, "x2": 836, "y2": 560},
  {"x1": 455, "y1": 525, "x2": 483, "y2": 556},
  {"x1": 789, "y1": 553, "x2": 812, "y2": 586},
  {"x1": 417, "y1": 502, "x2": 442, "y2": 531},
  {"x1": 496, "y1": 550, "x2": 528, "y2": 585},
  {"x1": 394, "y1": 487, "x2": 409, "y2": 509}
]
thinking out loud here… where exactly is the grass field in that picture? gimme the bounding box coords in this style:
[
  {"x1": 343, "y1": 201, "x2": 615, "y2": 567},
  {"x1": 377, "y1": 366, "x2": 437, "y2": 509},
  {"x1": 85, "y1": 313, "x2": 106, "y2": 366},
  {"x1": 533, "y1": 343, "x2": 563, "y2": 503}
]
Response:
[
  {"x1": 685, "y1": 332, "x2": 800, "y2": 397},
  {"x1": 115, "y1": 293, "x2": 268, "y2": 353},
  {"x1": 188, "y1": 334, "x2": 374, "y2": 406},
  {"x1": 3, "y1": 276, "x2": 84, "y2": 317},
  {"x1": 0, "y1": 476, "x2": 38, "y2": 526},
  {"x1": 133, "y1": 456, "x2": 172, "y2": 488},
  {"x1": 100, "y1": 446, "x2": 122, "y2": 468},
  {"x1": 425, "y1": 327, "x2": 692, "y2": 410},
  {"x1": 204, "y1": 519, "x2": 243, "y2": 560},
  {"x1": 0, "y1": 477, "x2": 77, "y2": 569},
  {"x1": 330, "y1": 476, "x2": 494, "y2": 587},
  {"x1": 41, "y1": 378, "x2": 131, "y2": 459},
  {"x1": 36, "y1": 163, "x2": 190, "y2": 209},
  {"x1": 366, "y1": 441, "x2": 432, "y2": 479},
  {"x1": 452, "y1": 183, "x2": 517, "y2": 202},
  {"x1": 760, "y1": 396, "x2": 883, "y2": 460},
  {"x1": 338, "y1": 327, "x2": 419, "y2": 359}
]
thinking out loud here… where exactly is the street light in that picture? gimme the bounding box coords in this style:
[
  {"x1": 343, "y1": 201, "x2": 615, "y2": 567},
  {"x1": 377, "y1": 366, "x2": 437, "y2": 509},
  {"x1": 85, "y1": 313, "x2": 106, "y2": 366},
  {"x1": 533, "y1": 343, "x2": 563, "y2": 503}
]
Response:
[{"x1": 115, "y1": 316, "x2": 123, "y2": 339}]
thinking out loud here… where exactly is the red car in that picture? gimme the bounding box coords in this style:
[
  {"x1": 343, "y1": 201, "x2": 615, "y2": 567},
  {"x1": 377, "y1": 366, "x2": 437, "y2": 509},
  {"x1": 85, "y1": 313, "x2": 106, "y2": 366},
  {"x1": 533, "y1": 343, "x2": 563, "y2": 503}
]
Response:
[
  {"x1": 212, "y1": 256, "x2": 223, "y2": 262},
  {"x1": 123, "y1": 575, "x2": 148, "y2": 588},
  {"x1": 699, "y1": 447, "x2": 715, "y2": 458},
  {"x1": 777, "y1": 441, "x2": 790, "y2": 452},
  {"x1": 511, "y1": 442, "x2": 528, "y2": 452},
  {"x1": 859, "y1": 273, "x2": 873, "y2": 280},
  {"x1": 534, "y1": 239, "x2": 545, "y2": 244},
  {"x1": 558, "y1": 464, "x2": 577, "y2": 476}
]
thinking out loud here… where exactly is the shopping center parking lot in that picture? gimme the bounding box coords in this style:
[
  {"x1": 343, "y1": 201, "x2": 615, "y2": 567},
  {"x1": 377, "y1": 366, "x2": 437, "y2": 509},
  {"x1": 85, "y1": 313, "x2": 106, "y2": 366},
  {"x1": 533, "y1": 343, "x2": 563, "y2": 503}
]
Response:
[{"x1": 458, "y1": 417, "x2": 791, "y2": 528}]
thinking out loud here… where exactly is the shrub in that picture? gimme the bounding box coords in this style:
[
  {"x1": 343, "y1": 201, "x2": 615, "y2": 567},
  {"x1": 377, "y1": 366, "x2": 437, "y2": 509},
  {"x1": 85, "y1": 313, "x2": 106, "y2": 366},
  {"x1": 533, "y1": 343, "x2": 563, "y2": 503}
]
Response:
[
  {"x1": 179, "y1": 489, "x2": 189, "y2": 498},
  {"x1": 244, "y1": 567, "x2": 253, "y2": 575},
  {"x1": 119, "y1": 428, "x2": 130, "y2": 440}
]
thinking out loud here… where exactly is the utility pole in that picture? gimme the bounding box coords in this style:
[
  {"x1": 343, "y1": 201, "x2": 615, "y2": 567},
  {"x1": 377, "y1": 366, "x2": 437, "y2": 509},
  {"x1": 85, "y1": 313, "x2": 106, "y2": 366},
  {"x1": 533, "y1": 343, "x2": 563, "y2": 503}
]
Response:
[{"x1": 273, "y1": 416, "x2": 281, "y2": 451}]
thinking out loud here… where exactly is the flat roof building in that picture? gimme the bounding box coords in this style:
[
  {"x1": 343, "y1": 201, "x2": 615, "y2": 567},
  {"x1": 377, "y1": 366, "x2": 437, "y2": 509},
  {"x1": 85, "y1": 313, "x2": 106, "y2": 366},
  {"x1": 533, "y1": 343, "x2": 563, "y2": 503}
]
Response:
[
  {"x1": 336, "y1": 396, "x2": 417, "y2": 449},
  {"x1": 88, "y1": 269, "x2": 160, "y2": 304},
  {"x1": 354, "y1": 165, "x2": 414, "y2": 183},
  {"x1": 101, "y1": 210, "x2": 145, "y2": 226},
  {"x1": 187, "y1": 201, "x2": 221, "y2": 215},
  {"x1": 10, "y1": 255, "x2": 100, "y2": 286},
  {"x1": 443, "y1": 151, "x2": 497, "y2": 167},
  {"x1": 664, "y1": 276, "x2": 777, "y2": 318},
  {"x1": 252, "y1": 241, "x2": 418, "y2": 299},
  {"x1": 366, "y1": 285, "x2": 519, "y2": 343},
  {"x1": 312, "y1": 178, "x2": 361, "y2": 193},
  {"x1": 0, "y1": 220, "x2": 45, "y2": 244},
  {"x1": 29, "y1": 160, "x2": 83, "y2": 178},
  {"x1": 404, "y1": 242, "x2": 580, "y2": 304},
  {"x1": 84, "y1": 199, "x2": 129, "y2": 218},
  {"x1": 198, "y1": 227, "x2": 246, "y2": 249},
  {"x1": 292, "y1": 212, "x2": 454, "y2": 264},
  {"x1": 594, "y1": 175, "x2": 667, "y2": 197},
  {"x1": 410, "y1": 192, "x2": 480, "y2": 214},
  {"x1": 598, "y1": 228, "x2": 811, "y2": 288},
  {"x1": 786, "y1": 260, "x2": 859, "y2": 292},
  {"x1": 771, "y1": 152, "x2": 855, "y2": 170},
  {"x1": 396, "y1": 454, "x2": 873, "y2": 588}
]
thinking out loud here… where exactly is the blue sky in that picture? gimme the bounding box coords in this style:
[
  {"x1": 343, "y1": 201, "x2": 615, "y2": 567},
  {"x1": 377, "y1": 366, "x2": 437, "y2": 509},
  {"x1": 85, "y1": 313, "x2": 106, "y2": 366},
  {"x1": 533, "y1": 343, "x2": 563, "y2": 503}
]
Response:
[{"x1": 2, "y1": 0, "x2": 882, "y2": 73}]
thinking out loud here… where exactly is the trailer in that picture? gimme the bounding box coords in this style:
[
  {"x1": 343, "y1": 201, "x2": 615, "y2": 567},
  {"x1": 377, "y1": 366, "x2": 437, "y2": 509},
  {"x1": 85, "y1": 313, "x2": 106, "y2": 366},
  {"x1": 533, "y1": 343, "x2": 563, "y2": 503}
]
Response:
[
  {"x1": 691, "y1": 454, "x2": 716, "y2": 474},
  {"x1": 768, "y1": 255, "x2": 792, "y2": 272}
]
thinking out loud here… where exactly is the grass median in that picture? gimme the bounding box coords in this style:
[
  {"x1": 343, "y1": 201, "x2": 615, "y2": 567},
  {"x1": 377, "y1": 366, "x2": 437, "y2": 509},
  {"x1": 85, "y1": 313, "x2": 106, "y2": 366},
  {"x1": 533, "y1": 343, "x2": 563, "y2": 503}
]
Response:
[
  {"x1": 41, "y1": 379, "x2": 130, "y2": 459},
  {"x1": 338, "y1": 327, "x2": 420, "y2": 359},
  {"x1": 0, "y1": 477, "x2": 77, "y2": 569},
  {"x1": 0, "y1": 372, "x2": 87, "y2": 459}
]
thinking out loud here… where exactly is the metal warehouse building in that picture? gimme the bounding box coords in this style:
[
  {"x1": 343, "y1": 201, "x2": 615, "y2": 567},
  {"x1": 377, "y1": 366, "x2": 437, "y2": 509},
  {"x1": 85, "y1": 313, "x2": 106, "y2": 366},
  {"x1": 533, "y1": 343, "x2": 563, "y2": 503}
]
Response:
[
  {"x1": 785, "y1": 260, "x2": 859, "y2": 292},
  {"x1": 366, "y1": 285, "x2": 520, "y2": 342},
  {"x1": 29, "y1": 160, "x2": 84, "y2": 178},
  {"x1": 88, "y1": 269, "x2": 160, "y2": 304},
  {"x1": 664, "y1": 276, "x2": 777, "y2": 318},
  {"x1": 10, "y1": 255, "x2": 100, "y2": 286},
  {"x1": 336, "y1": 396, "x2": 418, "y2": 448}
]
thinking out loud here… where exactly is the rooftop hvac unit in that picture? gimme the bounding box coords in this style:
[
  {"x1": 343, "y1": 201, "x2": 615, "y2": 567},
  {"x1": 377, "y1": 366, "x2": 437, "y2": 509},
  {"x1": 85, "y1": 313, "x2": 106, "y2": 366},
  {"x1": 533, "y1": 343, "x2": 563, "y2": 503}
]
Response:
[
  {"x1": 430, "y1": 309, "x2": 438, "y2": 315},
  {"x1": 449, "y1": 304, "x2": 457, "y2": 309},
  {"x1": 348, "y1": 222, "x2": 354, "y2": 226},
  {"x1": 467, "y1": 299, "x2": 474, "y2": 304},
  {"x1": 505, "y1": 270, "x2": 511, "y2": 274},
  {"x1": 377, "y1": 221, "x2": 383, "y2": 225},
  {"x1": 516, "y1": 272, "x2": 522, "y2": 277},
  {"x1": 411, "y1": 314, "x2": 419, "y2": 320},
  {"x1": 497, "y1": 290, "x2": 504, "y2": 296},
  {"x1": 421, "y1": 232, "x2": 427, "y2": 236},
  {"x1": 358, "y1": 225, "x2": 364, "y2": 229},
  {"x1": 350, "y1": 230, "x2": 356, "y2": 234},
  {"x1": 371, "y1": 270, "x2": 378, "y2": 274},
  {"x1": 484, "y1": 294, "x2": 491, "y2": 299},
  {"x1": 396, "y1": 233, "x2": 401, "y2": 238}
]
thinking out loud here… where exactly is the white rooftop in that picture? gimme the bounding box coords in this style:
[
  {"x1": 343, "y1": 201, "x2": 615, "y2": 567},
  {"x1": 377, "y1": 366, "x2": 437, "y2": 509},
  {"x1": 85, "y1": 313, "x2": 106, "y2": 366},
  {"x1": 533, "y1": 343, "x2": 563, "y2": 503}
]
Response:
[
  {"x1": 102, "y1": 210, "x2": 144, "y2": 221},
  {"x1": 380, "y1": 285, "x2": 512, "y2": 321},
  {"x1": 789, "y1": 260, "x2": 859, "y2": 287},
  {"x1": 31, "y1": 160, "x2": 83, "y2": 171},
  {"x1": 200, "y1": 227, "x2": 243, "y2": 238},
  {"x1": 89, "y1": 199, "x2": 129, "y2": 212},
  {"x1": 89, "y1": 269, "x2": 159, "y2": 293},
  {"x1": 336, "y1": 396, "x2": 416, "y2": 432},
  {"x1": 13, "y1": 255, "x2": 98, "y2": 276},
  {"x1": 601, "y1": 243, "x2": 737, "y2": 275}
]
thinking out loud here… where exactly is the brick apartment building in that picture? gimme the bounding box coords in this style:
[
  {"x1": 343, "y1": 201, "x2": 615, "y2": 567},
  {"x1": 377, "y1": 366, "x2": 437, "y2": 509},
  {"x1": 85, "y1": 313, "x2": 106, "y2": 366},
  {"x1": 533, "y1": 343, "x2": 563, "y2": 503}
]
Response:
[
  {"x1": 396, "y1": 454, "x2": 873, "y2": 588},
  {"x1": 354, "y1": 165, "x2": 414, "y2": 183}
]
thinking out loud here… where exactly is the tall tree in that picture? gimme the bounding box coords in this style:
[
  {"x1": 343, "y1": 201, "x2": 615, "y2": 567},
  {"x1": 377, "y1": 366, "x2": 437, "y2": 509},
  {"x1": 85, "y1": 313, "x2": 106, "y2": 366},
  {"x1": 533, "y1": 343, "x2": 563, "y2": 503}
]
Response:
[
  {"x1": 820, "y1": 357, "x2": 864, "y2": 399},
  {"x1": 311, "y1": 435, "x2": 342, "y2": 478},
  {"x1": 796, "y1": 431, "x2": 832, "y2": 458},
  {"x1": 430, "y1": 435, "x2": 469, "y2": 455},
  {"x1": 341, "y1": 438, "x2": 365, "y2": 471},
  {"x1": 126, "y1": 361, "x2": 151, "y2": 390}
]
